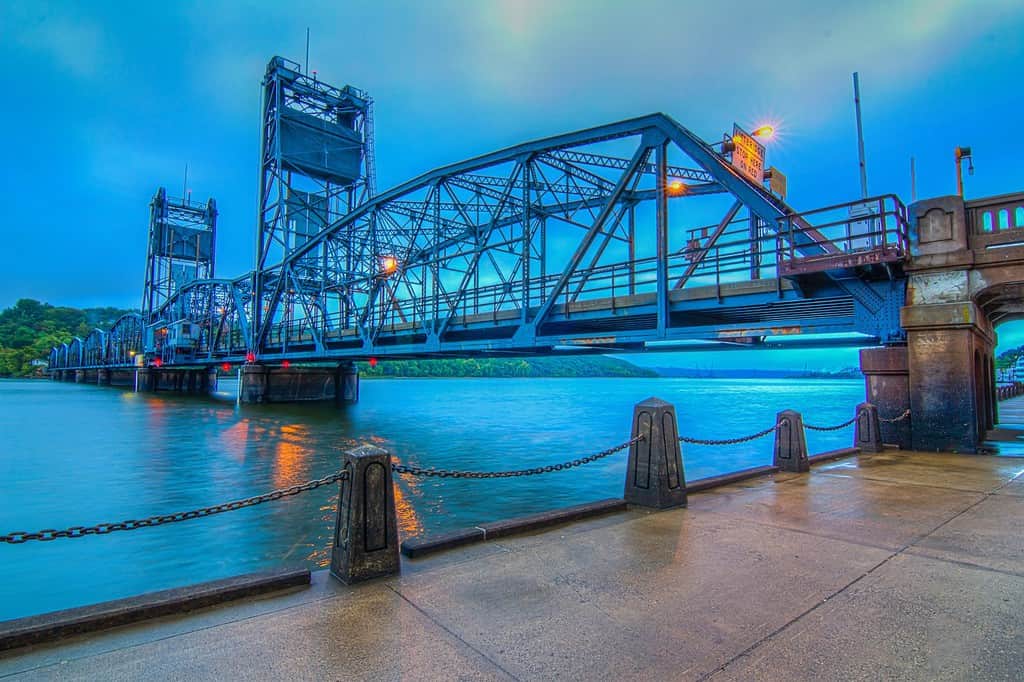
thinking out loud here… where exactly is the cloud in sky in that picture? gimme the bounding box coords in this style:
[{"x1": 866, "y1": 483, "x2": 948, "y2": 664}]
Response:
[{"x1": 2, "y1": 0, "x2": 1024, "y2": 366}]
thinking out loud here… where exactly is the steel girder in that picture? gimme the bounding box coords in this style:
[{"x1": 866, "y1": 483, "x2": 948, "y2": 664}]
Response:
[{"x1": 242, "y1": 112, "x2": 904, "y2": 360}]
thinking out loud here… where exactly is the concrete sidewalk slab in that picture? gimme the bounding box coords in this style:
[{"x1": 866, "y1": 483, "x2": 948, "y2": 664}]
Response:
[{"x1": 712, "y1": 553, "x2": 1024, "y2": 681}]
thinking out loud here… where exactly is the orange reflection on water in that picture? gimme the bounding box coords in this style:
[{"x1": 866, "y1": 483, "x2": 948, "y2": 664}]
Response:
[{"x1": 273, "y1": 423, "x2": 312, "y2": 488}]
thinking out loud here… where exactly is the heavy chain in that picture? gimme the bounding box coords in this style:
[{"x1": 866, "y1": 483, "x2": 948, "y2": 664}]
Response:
[
  {"x1": 880, "y1": 409, "x2": 911, "y2": 423},
  {"x1": 391, "y1": 435, "x2": 643, "y2": 479},
  {"x1": 679, "y1": 422, "x2": 781, "y2": 446},
  {"x1": 0, "y1": 470, "x2": 349, "y2": 545},
  {"x1": 804, "y1": 414, "x2": 858, "y2": 432}
]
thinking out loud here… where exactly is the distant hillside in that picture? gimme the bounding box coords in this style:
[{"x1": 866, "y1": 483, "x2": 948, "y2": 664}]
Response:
[
  {"x1": 359, "y1": 355, "x2": 658, "y2": 378},
  {"x1": 650, "y1": 366, "x2": 861, "y2": 379},
  {"x1": 0, "y1": 299, "x2": 136, "y2": 377}
]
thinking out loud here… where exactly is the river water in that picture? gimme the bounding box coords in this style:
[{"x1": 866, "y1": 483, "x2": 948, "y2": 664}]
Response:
[{"x1": 0, "y1": 376, "x2": 862, "y2": 621}]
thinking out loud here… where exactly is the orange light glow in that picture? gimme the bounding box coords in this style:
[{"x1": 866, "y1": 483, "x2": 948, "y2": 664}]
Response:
[
  {"x1": 751, "y1": 125, "x2": 775, "y2": 140},
  {"x1": 667, "y1": 179, "x2": 687, "y2": 196},
  {"x1": 380, "y1": 255, "x2": 398, "y2": 275}
]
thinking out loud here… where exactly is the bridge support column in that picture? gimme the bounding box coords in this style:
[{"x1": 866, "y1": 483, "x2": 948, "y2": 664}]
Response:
[
  {"x1": 336, "y1": 362, "x2": 359, "y2": 404},
  {"x1": 902, "y1": 301, "x2": 995, "y2": 453},
  {"x1": 239, "y1": 363, "x2": 357, "y2": 404},
  {"x1": 239, "y1": 364, "x2": 269, "y2": 403},
  {"x1": 74, "y1": 370, "x2": 85, "y2": 383},
  {"x1": 135, "y1": 368, "x2": 156, "y2": 392},
  {"x1": 97, "y1": 369, "x2": 110, "y2": 386},
  {"x1": 860, "y1": 347, "x2": 911, "y2": 449}
]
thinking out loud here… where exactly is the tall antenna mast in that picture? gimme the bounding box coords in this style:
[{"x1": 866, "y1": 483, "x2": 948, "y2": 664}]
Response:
[
  {"x1": 853, "y1": 72, "x2": 868, "y2": 198},
  {"x1": 910, "y1": 156, "x2": 917, "y2": 202},
  {"x1": 305, "y1": 28, "x2": 310, "y2": 74},
  {"x1": 183, "y1": 163, "x2": 189, "y2": 201}
]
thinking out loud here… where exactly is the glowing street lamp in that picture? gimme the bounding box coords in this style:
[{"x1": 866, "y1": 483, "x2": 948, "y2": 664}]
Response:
[
  {"x1": 379, "y1": 255, "x2": 399, "y2": 277},
  {"x1": 666, "y1": 179, "x2": 688, "y2": 197},
  {"x1": 751, "y1": 125, "x2": 775, "y2": 140}
]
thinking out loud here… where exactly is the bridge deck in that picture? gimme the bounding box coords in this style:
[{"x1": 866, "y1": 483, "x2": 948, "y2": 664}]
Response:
[{"x1": 3, "y1": 449, "x2": 1021, "y2": 680}]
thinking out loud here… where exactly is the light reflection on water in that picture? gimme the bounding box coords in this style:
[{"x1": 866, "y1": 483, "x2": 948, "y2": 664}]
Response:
[{"x1": 0, "y1": 376, "x2": 861, "y2": 620}]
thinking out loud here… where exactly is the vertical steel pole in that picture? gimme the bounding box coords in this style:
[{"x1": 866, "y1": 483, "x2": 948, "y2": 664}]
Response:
[
  {"x1": 853, "y1": 72, "x2": 869, "y2": 199},
  {"x1": 628, "y1": 204, "x2": 636, "y2": 296},
  {"x1": 655, "y1": 139, "x2": 669, "y2": 338}
]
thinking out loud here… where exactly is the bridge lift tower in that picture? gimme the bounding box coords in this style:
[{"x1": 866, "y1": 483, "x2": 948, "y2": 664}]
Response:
[
  {"x1": 141, "y1": 187, "x2": 217, "y2": 323},
  {"x1": 252, "y1": 56, "x2": 376, "y2": 348}
]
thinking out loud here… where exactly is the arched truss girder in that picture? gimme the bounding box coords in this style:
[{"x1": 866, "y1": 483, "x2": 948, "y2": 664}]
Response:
[
  {"x1": 83, "y1": 329, "x2": 107, "y2": 367},
  {"x1": 107, "y1": 313, "x2": 145, "y2": 367},
  {"x1": 246, "y1": 113, "x2": 903, "y2": 358},
  {"x1": 148, "y1": 276, "x2": 252, "y2": 362}
]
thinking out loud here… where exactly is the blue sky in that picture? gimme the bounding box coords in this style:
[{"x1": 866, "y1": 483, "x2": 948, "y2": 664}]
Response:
[{"x1": 2, "y1": 1, "x2": 1024, "y2": 367}]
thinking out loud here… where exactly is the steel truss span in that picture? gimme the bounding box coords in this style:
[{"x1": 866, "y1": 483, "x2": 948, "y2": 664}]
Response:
[{"x1": 51, "y1": 113, "x2": 909, "y2": 371}]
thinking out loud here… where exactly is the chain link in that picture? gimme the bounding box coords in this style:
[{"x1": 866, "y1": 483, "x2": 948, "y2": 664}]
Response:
[
  {"x1": 804, "y1": 414, "x2": 859, "y2": 432},
  {"x1": 679, "y1": 421, "x2": 781, "y2": 446},
  {"x1": 392, "y1": 435, "x2": 642, "y2": 479},
  {"x1": 0, "y1": 470, "x2": 349, "y2": 545},
  {"x1": 880, "y1": 409, "x2": 911, "y2": 423}
]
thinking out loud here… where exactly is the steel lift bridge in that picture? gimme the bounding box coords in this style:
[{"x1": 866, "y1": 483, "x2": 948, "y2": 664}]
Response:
[{"x1": 52, "y1": 57, "x2": 910, "y2": 375}]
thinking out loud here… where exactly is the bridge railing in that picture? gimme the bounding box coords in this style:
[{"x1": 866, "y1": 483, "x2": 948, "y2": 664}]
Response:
[
  {"x1": 966, "y1": 191, "x2": 1024, "y2": 250},
  {"x1": 776, "y1": 194, "x2": 909, "y2": 275}
]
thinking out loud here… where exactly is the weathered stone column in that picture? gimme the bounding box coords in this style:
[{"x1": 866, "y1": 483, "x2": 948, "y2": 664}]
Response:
[
  {"x1": 902, "y1": 195, "x2": 996, "y2": 453},
  {"x1": 853, "y1": 403, "x2": 883, "y2": 453},
  {"x1": 902, "y1": 301, "x2": 994, "y2": 452},
  {"x1": 331, "y1": 445, "x2": 400, "y2": 584},
  {"x1": 773, "y1": 410, "x2": 809, "y2": 473},
  {"x1": 624, "y1": 397, "x2": 686, "y2": 508},
  {"x1": 97, "y1": 368, "x2": 111, "y2": 386},
  {"x1": 860, "y1": 346, "x2": 911, "y2": 449}
]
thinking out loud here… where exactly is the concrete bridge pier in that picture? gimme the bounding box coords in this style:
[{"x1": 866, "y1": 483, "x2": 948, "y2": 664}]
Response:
[
  {"x1": 860, "y1": 347, "x2": 912, "y2": 449},
  {"x1": 239, "y1": 362, "x2": 359, "y2": 404},
  {"x1": 97, "y1": 369, "x2": 110, "y2": 386},
  {"x1": 894, "y1": 195, "x2": 1003, "y2": 453},
  {"x1": 74, "y1": 370, "x2": 86, "y2": 383}
]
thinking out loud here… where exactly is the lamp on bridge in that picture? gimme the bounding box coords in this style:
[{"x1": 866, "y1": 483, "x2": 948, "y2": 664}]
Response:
[
  {"x1": 955, "y1": 146, "x2": 974, "y2": 198},
  {"x1": 378, "y1": 255, "x2": 399, "y2": 278}
]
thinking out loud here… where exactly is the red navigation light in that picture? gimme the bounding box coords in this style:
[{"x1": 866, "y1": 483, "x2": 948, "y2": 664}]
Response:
[
  {"x1": 282, "y1": 359, "x2": 291, "y2": 368},
  {"x1": 221, "y1": 362, "x2": 231, "y2": 372},
  {"x1": 368, "y1": 357, "x2": 378, "y2": 368},
  {"x1": 245, "y1": 351, "x2": 256, "y2": 363},
  {"x1": 153, "y1": 358, "x2": 163, "y2": 368}
]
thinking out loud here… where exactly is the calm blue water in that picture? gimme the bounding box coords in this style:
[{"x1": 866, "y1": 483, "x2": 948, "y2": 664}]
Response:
[{"x1": 0, "y1": 376, "x2": 862, "y2": 621}]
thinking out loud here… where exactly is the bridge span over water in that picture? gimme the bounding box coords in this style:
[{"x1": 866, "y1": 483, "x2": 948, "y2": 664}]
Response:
[{"x1": 46, "y1": 56, "x2": 1024, "y2": 455}]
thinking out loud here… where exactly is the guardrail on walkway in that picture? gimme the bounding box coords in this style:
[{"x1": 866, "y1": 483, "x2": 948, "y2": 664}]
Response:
[
  {"x1": 997, "y1": 382, "x2": 1024, "y2": 401},
  {"x1": 1, "y1": 400, "x2": 910, "y2": 583}
]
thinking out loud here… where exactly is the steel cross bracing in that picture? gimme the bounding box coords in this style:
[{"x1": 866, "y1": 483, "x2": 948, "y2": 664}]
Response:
[{"x1": 51, "y1": 113, "x2": 910, "y2": 372}]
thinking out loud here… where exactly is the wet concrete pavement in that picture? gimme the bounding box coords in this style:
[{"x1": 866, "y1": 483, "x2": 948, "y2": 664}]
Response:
[{"x1": 1, "y1": 448, "x2": 1022, "y2": 681}]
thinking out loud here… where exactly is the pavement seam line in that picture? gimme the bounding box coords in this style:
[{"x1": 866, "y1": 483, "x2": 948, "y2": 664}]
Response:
[
  {"x1": 700, "y1": 480, "x2": 1004, "y2": 680},
  {"x1": 385, "y1": 584, "x2": 522, "y2": 682},
  {"x1": 816, "y1": 470, "x2": 1010, "y2": 495}
]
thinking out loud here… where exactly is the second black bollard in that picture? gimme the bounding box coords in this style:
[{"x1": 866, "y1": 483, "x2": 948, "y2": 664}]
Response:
[{"x1": 624, "y1": 397, "x2": 687, "y2": 508}]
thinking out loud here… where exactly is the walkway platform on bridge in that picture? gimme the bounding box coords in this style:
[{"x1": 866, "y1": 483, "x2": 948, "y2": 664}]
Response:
[
  {"x1": 2, "y1": 449, "x2": 1022, "y2": 680},
  {"x1": 985, "y1": 394, "x2": 1024, "y2": 454}
]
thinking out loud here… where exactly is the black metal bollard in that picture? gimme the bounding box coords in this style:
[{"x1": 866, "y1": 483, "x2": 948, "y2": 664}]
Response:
[
  {"x1": 624, "y1": 397, "x2": 687, "y2": 508},
  {"x1": 773, "y1": 410, "x2": 809, "y2": 473},
  {"x1": 330, "y1": 445, "x2": 400, "y2": 584},
  {"x1": 854, "y1": 402, "x2": 883, "y2": 452}
]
